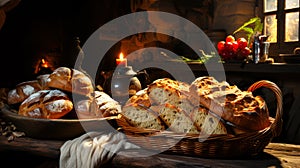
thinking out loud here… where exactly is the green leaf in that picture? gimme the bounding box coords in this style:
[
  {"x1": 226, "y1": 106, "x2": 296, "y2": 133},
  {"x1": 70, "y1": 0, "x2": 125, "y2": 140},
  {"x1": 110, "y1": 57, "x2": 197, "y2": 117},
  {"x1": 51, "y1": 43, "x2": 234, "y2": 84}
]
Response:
[
  {"x1": 232, "y1": 17, "x2": 261, "y2": 35},
  {"x1": 242, "y1": 27, "x2": 254, "y2": 34},
  {"x1": 254, "y1": 19, "x2": 263, "y2": 33}
]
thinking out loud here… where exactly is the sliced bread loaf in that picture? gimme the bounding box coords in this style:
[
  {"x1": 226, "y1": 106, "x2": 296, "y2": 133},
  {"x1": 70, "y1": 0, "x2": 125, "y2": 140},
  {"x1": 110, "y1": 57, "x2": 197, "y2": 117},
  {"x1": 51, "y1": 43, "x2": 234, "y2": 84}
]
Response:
[{"x1": 189, "y1": 76, "x2": 271, "y2": 131}]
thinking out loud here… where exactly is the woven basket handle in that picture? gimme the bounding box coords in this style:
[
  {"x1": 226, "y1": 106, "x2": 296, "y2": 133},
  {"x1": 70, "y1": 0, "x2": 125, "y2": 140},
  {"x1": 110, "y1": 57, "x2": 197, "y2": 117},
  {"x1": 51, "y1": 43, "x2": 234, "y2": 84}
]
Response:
[{"x1": 247, "y1": 80, "x2": 283, "y2": 137}]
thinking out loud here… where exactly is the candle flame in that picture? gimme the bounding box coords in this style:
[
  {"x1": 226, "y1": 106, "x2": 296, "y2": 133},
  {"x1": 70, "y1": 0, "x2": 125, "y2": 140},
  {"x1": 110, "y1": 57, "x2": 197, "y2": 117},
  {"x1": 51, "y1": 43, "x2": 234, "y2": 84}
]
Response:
[
  {"x1": 41, "y1": 58, "x2": 49, "y2": 68},
  {"x1": 119, "y1": 52, "x2": 124, "y2": 60}
]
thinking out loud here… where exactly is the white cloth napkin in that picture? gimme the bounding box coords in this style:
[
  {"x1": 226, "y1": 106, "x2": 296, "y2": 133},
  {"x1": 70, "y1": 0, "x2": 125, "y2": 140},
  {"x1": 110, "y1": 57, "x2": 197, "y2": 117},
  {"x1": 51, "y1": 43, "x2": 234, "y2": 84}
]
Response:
[{"x1": 59, "y1": 131, "x2": 140, "y2": 168}]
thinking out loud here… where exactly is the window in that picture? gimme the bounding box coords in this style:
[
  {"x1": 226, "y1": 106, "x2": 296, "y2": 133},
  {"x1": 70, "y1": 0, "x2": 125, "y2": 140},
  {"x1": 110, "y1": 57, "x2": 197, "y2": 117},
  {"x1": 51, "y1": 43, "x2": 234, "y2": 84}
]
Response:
[{"x1": 262, "y1": 0, "x2": 299, "y2": 56}]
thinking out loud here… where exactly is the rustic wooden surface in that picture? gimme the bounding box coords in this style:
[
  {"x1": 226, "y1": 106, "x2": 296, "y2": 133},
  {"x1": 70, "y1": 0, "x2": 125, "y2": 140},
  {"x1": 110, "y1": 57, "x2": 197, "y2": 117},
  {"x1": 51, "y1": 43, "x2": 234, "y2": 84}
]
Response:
[{"x1": 0, "y1": 135, "x2": 300, "y2": 168}]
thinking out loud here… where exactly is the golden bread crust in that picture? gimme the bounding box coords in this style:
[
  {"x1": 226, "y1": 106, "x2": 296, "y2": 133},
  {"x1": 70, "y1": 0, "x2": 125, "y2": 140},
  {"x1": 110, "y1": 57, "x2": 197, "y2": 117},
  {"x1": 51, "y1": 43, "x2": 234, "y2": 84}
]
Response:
[{"x1": 18, "y1": 89, "x2": 73, "y2": 119}]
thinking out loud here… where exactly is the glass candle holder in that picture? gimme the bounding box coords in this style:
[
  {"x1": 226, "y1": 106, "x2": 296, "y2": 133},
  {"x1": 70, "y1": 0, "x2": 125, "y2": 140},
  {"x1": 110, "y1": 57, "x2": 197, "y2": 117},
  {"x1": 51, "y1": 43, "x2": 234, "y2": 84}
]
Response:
[{"x1": 110, "y1": 66, "x2": 141, "y2": 105}]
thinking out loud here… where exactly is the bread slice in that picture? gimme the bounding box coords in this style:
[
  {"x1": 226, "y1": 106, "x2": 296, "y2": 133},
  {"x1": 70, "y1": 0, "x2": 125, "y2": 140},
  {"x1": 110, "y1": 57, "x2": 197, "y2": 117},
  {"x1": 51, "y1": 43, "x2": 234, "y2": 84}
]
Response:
[
  {"x1": 147, "y1": 78, "x2": 190, "y2": 106},
  {"x1": 157, "y1": 103, "x2": 200, "y2": 134},
  {"x1": 125, "y1": 88, "x2": 151, "y2": 108},
  {"x1": 190, "y1": 106, "x2": 227, "y2": 135},
  {"x1": 121, "y1": 103, "x2": 165, "y2": 130},
  {"x1": 189, "y1": 76, "x2": 271, "y2": 131}
]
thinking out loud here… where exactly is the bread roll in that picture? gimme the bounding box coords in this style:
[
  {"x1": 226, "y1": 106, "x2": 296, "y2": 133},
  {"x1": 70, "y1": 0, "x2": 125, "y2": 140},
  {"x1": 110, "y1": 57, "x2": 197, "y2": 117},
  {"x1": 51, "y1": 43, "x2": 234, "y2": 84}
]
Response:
[
  {"x1": 189, "y1": 76, "x2": 271, "y2": 131},
  {"x1": 7, "y1": 80, "x2": 42, "y2": 105},
  {"x1": 47, "y1": 67, "x2": 94, "y2": 96},
  {"x1": 121, "y1": 103, "x2": 166, "y2": 130},
  {"x1": 75, "y1": 91, "x2": 121, "y2": 118},
  {"x1": 18, "y1": 89, "x2": 73, "y2": 119},
  {"x1": 190, "y1": 106, "x2": 227, "y2": 135}
]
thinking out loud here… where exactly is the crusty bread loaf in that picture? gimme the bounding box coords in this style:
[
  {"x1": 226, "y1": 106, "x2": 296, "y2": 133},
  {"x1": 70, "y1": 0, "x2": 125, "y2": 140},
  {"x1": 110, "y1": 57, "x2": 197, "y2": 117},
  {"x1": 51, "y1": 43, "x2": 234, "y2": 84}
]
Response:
[
  {"x1": 189, "y1": 76, "x2": 271, "y2": 131},
  {"x1": 190, "y1": 106, "x2": 227, "y2": 135},
  {"x1": 75, "y1": 91, "x2": 121, "y2": 118},
  {"x1": 121, "y1": 103, "x2": 166, "y2": 130},
  {"x1": 18, "y1": 89, "x2": 73, "y2": 119},
  {"x1": 7, "y1": 80, "x2": 42, "y2": 105},
  {"x1": 36, "y1": 74, "x2": 50, "y2": 89},
  {"x1": 47, "y1": 67, "x2": 94, "y2": 96},
  {"x1": 157, "y1": 103, "x2": 200, "y2": 134}
]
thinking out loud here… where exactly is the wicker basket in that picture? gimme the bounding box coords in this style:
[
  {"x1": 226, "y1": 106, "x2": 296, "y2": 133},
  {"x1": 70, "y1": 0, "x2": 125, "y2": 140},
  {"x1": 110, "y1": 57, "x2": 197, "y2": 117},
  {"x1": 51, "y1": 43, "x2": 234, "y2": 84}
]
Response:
[{"x1": 116, "y1": 80, "x2": 283, "y2": 159}]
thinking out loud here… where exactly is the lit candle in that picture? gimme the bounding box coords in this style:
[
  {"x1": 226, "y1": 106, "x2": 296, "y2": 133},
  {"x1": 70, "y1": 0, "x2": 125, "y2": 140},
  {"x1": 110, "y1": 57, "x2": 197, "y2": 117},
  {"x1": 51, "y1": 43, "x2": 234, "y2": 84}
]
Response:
[
  {"x1": 41, "y1": 59, "x2": 49, "y2": 68},
  {"x1": 116, "y1": 52, "x2": 127, "y2": 67}
]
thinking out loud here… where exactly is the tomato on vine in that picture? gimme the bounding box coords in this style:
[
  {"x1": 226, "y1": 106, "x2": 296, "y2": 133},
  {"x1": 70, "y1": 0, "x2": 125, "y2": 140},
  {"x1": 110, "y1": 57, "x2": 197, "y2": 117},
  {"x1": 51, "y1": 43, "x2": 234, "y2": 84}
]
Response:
[
  {"x1": 225, "y1": 35, "x2": 235, "y2": 43},
  {"x1": 237, "y1": 37, "x2": 248, "y2": 49},
  {"x1": 217, "y1": 41, "x2": 225, "y2": 51}
]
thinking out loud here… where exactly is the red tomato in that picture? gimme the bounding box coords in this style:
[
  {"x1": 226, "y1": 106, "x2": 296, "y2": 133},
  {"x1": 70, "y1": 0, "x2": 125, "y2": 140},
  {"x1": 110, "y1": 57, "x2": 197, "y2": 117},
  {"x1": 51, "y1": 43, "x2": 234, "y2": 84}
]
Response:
[
  {"x1": 224, "y1": 41, "x2": 234, "y2": 52},
  {"x1": 219, "y1": 50, "x2": 230, "y2": 60},
  {"x1": 237, "y1": 37, "x2": 248, "y2": 49},
  {"x1": 239, "y1": 47, "x2": 251, "y2": 58},
  {"x1": 232, "y1": 41, "x2": 239, "y2": 52},
  {"x1": 220, "y1": 49, "x2": 235, "y2": 60},
  {"x1": 217, "y1": 41, "x2": 225, "y2": 51},
  {"x1": 225, "y1": 35, "x2": 235, "y2": 43}
]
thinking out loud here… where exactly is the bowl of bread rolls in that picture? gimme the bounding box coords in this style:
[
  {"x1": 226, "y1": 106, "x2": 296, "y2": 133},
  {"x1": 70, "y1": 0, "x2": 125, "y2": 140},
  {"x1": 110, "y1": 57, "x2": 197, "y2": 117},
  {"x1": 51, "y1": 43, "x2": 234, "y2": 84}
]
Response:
[
  {"x1": 116, "y1": 76, "x2": 283, "y2": 159},
  {"x1": 1, "y1": 67, "x2": 120, "y2": 140}
]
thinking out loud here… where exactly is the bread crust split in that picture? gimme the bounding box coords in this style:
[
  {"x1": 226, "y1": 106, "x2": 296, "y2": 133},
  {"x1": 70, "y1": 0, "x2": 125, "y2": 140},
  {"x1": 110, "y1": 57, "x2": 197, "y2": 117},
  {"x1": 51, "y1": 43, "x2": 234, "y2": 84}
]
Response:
[
  {"x1": 7, "y1": 80, "x2": 43, "y2": 105},
  {"x1": 18, "y1": 89, "x2": 73, "y2": 119}
]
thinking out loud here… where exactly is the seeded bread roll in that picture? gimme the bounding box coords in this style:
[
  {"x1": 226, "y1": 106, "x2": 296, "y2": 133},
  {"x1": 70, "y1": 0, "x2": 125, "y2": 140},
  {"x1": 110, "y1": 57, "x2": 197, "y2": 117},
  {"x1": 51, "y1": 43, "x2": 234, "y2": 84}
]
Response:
[
  {"x1": 7, "y1": 80, "x2": 43, "y2": 105},
  {"x1": 189, "y1": 76, "x2": 271, "y2": 131},
  {"x1": 75, "y1": 91, "x2": 121, "y2": 118},
  {"x1": 47, "y1": 67, "x2": 94, "y2": 96},
  {"x1": 121, "y1": 103, "x2": 166, "y2": 130},
  {"x1": 18, "y1": 89, "x2": 73, "y2": 119},
  {"x1": 157, "y1": 103, "x2": 200, "y2": 134},
  {"x1": 190, "y1": 106, "x2": 227, "y2": 135}
]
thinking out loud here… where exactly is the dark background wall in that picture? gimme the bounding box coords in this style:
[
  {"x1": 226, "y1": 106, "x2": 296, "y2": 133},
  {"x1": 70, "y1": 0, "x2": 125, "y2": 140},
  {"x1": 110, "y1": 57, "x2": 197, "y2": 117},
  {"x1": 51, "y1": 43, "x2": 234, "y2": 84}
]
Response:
[{"x1": 0, "y1": 0, "x2": 131, "y2": 88}]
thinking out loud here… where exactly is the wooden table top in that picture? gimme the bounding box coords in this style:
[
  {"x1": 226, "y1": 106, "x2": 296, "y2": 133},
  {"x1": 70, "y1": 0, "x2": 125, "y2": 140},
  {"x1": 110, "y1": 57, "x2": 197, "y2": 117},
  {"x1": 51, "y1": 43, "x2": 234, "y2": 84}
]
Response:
[{"x1": 0, "y1": 135, "x2": 299, "y2": 168}]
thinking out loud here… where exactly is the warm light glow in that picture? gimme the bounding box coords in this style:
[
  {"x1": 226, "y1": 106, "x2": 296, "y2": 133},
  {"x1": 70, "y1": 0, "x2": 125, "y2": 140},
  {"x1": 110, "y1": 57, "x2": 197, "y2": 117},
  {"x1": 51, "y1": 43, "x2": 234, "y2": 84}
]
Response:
[
  {"x1": 119, "y1": 52, "x2": 124, "y2": 60},
  {"x1": 41, "y1": 58, "x2": 49, "y2": 68},
  {"x1": 116, "y1": 52, "x2": 127, "y2": 67},
  {"x1": 34, "y1": 57, "x2": 53, "y2": 74}
]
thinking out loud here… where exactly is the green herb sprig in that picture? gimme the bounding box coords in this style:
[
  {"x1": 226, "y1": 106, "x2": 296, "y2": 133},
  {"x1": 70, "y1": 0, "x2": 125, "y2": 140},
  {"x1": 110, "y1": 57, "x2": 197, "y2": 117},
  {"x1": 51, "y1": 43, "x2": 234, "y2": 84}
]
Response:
[{"x1": 232, "y1": 17, "x2": 263, "y2": 45}]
